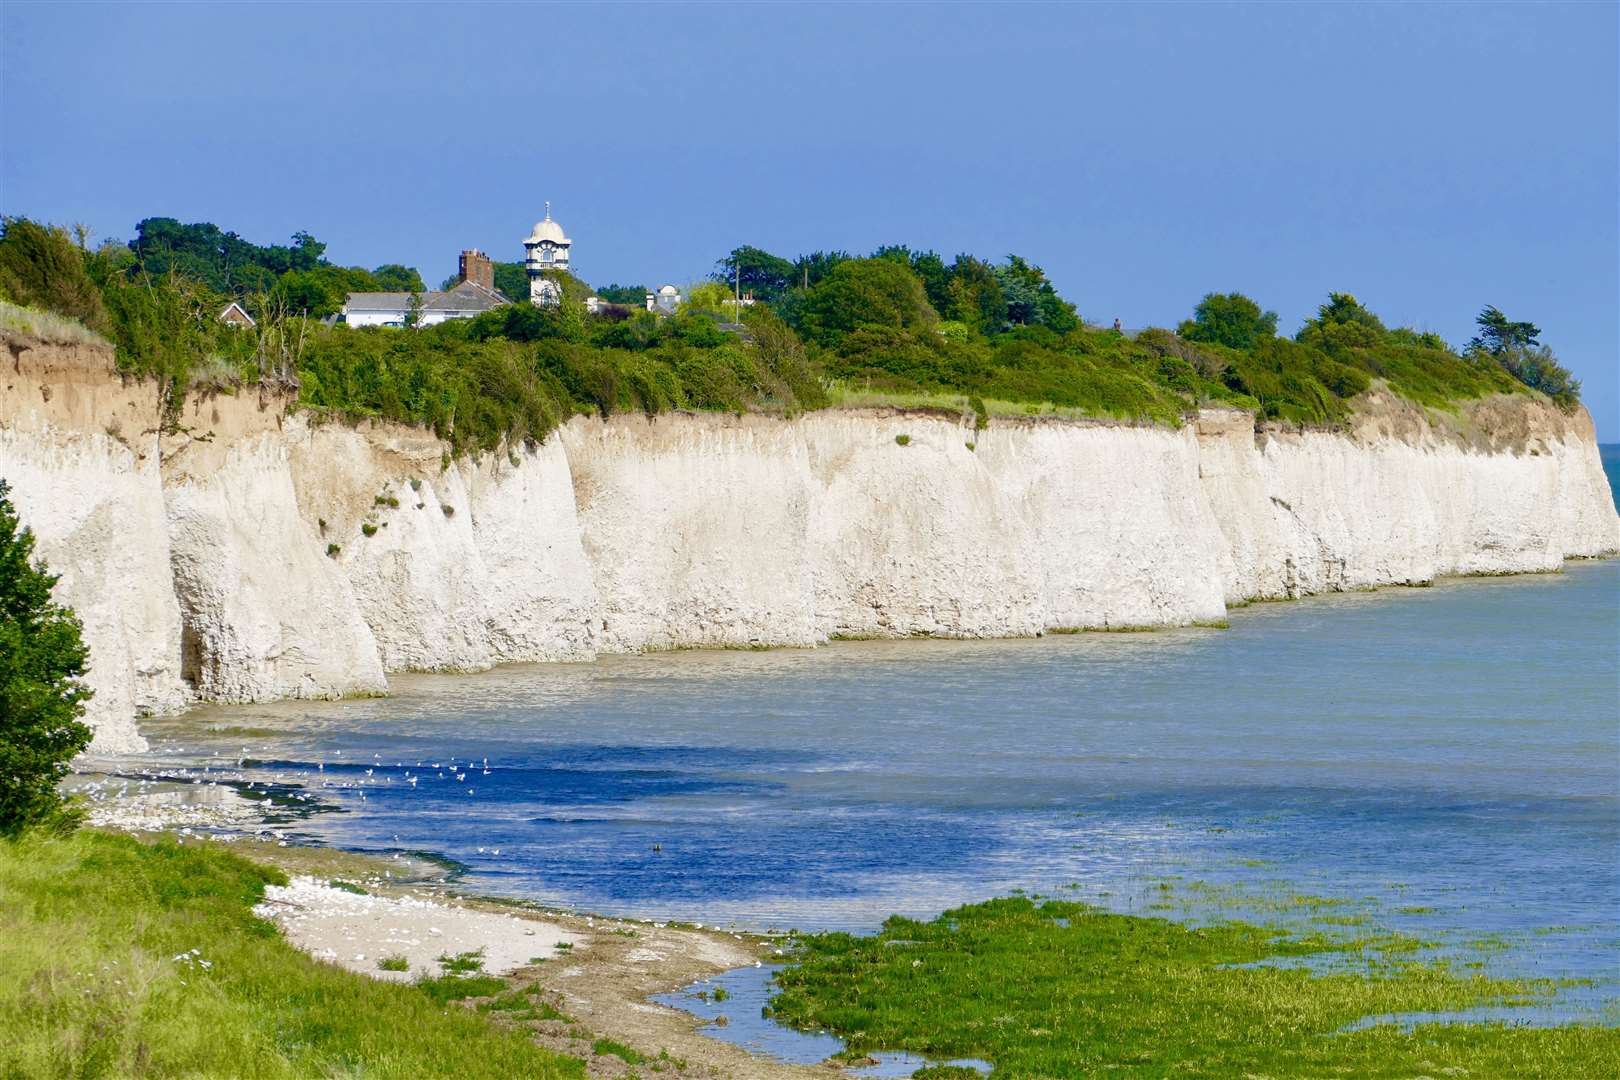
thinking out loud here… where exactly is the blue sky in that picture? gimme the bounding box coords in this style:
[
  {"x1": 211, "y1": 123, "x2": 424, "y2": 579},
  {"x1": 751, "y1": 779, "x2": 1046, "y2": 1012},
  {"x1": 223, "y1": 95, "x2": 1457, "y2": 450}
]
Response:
[{"x1": 4, "y1": 2, "x2": 1615, "y2": 436}]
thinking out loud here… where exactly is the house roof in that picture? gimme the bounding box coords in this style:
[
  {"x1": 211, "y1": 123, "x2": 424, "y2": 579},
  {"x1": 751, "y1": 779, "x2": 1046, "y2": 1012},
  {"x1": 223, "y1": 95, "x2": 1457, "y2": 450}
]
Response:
[
  {"x1": 343, "y1": 281, "x2": 509, "y2": 315},
  {"x1": 219, "y1": 301, "x2": 256, "y2": 325},
  {"x1": 426, "y1": 280, "x2": 508, "y2": 311}
]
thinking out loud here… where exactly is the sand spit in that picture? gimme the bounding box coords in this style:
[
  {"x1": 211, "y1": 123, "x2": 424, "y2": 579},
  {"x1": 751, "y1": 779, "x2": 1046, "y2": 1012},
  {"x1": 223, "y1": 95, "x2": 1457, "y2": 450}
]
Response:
[
  {"x1": 253, "y1": 877, "x2": 824, "y2": 1077},
  {"x1": 253, "y1": 876, "x2": 578, "y2": 982}
]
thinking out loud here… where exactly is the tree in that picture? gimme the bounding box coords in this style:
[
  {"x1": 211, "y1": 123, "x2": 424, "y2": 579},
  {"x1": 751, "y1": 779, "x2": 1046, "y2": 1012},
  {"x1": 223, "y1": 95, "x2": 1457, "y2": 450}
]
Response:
[
  {"x1": 1488, "y1": 342, "x2": 1581, "y2": 412},
  {"x1": 908, "y1": 250, "x2": 951, "y2": 314},
  {"x1": 1467, "y1": 305, "x2": 1540, "y2": 356},
  {"x1": 793, "y1": 250, "x2": 852, "y2": 291},
  {"x1": 594, "y1": 283, "x2": 647, "y2": 305},
  {"x1": 371, "y1": 264, "x2": 425, "y2": 293},
  {"x1": 492, "y1": 261, "x2": 529, "y2": 302},
  {"x1": 798, "y1": 258, "x2": 938, "y2": 344},
  {"x1": 684, "y1": 281, "x2": 736, "y2": 317},
  {"x1": 1177, "y1": 292, "x2": 1278, "y2": 351},
  {"x1": 1295, "y1": 292, "x2": 1387, "y2": 353},
  {"x1": 945, "y1": 255, "x2": 1007, "y2": 334},
  {"x1": 714, "y1": 245, "x2": 797, "y2": 302},
  {"x1": 0, "y1": 480, "x2": 94, "y2": 836},
  {"x1": 995, "y1": 255, "x2": 1079, "y2": 332}
]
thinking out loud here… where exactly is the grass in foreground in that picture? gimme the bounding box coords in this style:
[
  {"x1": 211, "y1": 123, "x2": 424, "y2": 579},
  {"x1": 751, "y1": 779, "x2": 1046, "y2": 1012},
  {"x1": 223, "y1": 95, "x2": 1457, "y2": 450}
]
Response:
[
  {"x1": 770, "y1": 895, "x2": 1618, "y2": 1079},
  {"x1": 0, "y1": 829, "x2": 582, "y2": 1079}
]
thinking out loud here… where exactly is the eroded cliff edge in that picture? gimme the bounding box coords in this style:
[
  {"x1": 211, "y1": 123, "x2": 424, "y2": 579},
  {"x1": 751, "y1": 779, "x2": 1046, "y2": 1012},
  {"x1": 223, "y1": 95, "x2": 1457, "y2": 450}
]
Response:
[{"x1": 4, "y1": 333, "x2": 1616, "y2": 754}]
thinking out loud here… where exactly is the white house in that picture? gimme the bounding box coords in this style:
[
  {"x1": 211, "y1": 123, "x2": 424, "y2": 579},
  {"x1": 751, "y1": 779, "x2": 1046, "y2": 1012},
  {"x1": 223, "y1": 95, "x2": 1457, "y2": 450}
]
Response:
[{"x1": 342, "y1": 249, "x2": 507, "y2": 327}]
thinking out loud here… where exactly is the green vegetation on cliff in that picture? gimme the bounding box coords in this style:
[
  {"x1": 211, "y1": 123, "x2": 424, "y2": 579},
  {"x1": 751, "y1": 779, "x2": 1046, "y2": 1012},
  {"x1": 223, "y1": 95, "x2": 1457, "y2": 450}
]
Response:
[
  {"x1": 0, "y1": 215, "x2": 1583, "y2": 455},
  {"x1": 771, "y1": 894, "x2": 1617, "y2": 1078},
  {"x1": 0, "y1": 830, "x2": 582, "y2": 1079}
]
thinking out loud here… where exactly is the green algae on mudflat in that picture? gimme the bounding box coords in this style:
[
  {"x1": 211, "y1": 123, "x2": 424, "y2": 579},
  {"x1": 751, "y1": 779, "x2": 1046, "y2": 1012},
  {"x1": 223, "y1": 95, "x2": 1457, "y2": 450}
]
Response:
[{"x1": 770, "y1": 895, "x2": 1618, "y2": 1079}]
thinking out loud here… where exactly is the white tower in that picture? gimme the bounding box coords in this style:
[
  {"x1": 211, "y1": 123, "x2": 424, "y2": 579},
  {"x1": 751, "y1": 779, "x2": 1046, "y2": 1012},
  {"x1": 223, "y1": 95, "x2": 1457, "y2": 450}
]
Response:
[{"x1": 523, "y1": 202, "x2": 571, "y2": 307}]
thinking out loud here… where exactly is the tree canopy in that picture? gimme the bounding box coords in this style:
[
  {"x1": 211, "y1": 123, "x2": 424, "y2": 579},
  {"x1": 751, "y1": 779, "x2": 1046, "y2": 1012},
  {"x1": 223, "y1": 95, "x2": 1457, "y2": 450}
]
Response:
[
  {"x1": 127, "y1": 217, "x2": 426, "y2": 316},
  {"x1": 714, "y1": 245, "x2": 798, "y2": 301},
  {"x1": 1177, "y1": 292, "x2": 1278, "y2": 351},
  {"x1": 1468, "y1": 305, "x2": 1540, "y2": 356}
]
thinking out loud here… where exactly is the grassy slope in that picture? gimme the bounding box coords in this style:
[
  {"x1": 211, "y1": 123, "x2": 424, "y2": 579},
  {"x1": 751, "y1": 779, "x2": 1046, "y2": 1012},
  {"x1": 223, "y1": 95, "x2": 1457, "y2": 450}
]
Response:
[
  {"x1": 770, "y1": 896, "x2": 1619, "y2": 1079},
  {"x1": 0, "y1": 830, "x2": 582, "y2": 1079}
]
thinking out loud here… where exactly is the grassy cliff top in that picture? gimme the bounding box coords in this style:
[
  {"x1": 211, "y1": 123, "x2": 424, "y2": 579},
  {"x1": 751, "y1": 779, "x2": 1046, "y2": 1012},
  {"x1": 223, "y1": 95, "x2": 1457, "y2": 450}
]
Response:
[{"x1": 0, "y1": 218, "x2": 1580, "y2": 454}]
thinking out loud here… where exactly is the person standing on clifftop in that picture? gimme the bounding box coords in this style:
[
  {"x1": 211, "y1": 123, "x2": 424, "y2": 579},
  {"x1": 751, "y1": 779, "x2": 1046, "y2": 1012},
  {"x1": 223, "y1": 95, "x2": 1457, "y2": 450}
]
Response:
[{"x1": 1112, "y1": 317, "x2": 1122, "y2": 332}]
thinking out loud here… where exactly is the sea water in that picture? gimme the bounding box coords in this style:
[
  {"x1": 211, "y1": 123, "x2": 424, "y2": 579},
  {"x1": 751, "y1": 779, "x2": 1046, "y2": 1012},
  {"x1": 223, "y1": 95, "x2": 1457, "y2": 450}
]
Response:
[{"x1": 124, "y1": 453, "x2": 1620, "y2": 1026}]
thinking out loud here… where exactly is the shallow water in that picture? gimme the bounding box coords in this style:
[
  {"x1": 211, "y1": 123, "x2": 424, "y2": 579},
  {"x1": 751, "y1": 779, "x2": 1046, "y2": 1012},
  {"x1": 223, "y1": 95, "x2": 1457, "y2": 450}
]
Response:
[
  {"x1": 126, "y1": 555, "x2": 1620, "y2": 1020},
  {"x1": 651, "y1": 965, "x2": 990, "y2": 1077}
]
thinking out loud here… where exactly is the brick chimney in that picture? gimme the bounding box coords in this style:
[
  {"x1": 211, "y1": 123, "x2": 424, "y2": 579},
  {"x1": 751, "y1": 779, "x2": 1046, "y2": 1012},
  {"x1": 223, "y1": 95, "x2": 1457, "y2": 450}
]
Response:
[{"x1": 458, "y1": 249, "x2": 494, "y2": 290}]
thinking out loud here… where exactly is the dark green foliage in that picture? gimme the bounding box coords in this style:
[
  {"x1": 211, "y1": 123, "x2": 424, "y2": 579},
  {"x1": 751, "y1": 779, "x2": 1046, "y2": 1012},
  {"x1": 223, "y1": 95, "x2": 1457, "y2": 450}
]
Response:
[
  {"x1": 944, "y1": 255, "x2": 1008, "y2": 334},
  {"x1": 371, "y1": 264, "x2": 426, "y2": 293},
  {"x1": 0, "y1": 218, "x2": 109, "y2": 332},
  {"x1": 799, "y1": 259, "x2": 938, "y2": 344},
  {"x1": 1468, "y1": 305, "x2": 1540, "y2": 355},
  {"x1": 0, "y1": 481, "x2": 94, "y2": 837},
  {"x1": 1222, "y1": 337, "x2": 1350, "y2": 424},
  {"x1": 1492, "y1": 345, "x2": 1582, "y2": 412},
  {"x1": 996, "y1": 255, "x2": 1080, "y2": 332},
  {"x1": 715, "y1": 245, "x2": 798, "y2": 301},
  {"x1": 1, "y1": 214, "x2": 1582, "y2": 457},
  {"x1": 794, "y1": 249, "x2": 854, "y2": 290},
  {"x1": 593, "y1": 282, "x2": 646, "y2": 305},
  {"x1": 491, "y1": 261, "x2": 528, "y2": 302},
  {"x1": 1177, "y1": 292, "x2": 1278, "y2": 350},
  {"x1": 97, "y1": 268, "x2": 247, "y2": 388},
  {"x1": 296, "y1": 327, "x2": 568, "y2": 454},
  {"x1": 1461, "y1": 306, "x2": 1578, "y2": 411},
  {"x1": 127, "y1": 218, "x2": 424, "y2": 316},
  {"x1": 1296, "y1": 291, "x2": 1388, "y2": 353}
]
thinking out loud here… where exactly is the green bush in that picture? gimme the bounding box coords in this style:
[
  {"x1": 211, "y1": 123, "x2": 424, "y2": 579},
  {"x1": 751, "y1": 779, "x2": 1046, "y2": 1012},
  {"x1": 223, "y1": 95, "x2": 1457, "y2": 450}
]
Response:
[
  {"x1": 0, "y1": 218, "x2": 109, "y2": 333},
  {"x1": 0, "y1": 481, "x2": 94, "y2": 837}
]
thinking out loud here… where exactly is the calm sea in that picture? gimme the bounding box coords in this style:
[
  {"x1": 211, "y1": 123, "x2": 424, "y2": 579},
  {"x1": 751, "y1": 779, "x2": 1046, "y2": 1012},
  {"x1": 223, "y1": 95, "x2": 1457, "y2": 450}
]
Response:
[{"x1": 128, "y1": 450, "x2": 1620, "y2": 1015}]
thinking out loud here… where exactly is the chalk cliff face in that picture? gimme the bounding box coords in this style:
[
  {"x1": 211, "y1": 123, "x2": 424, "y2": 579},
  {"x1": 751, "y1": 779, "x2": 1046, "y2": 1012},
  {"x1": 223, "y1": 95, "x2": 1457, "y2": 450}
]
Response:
[{"x1": 3, "y1": 333, "x2": 1617, "y2": 754}]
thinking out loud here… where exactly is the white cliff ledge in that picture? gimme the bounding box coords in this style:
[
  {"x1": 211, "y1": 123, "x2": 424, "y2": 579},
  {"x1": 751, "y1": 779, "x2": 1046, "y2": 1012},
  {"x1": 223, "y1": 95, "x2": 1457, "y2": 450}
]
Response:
[{"x1": 3, "y1": 333, "x2": 1616, "y2": 754}]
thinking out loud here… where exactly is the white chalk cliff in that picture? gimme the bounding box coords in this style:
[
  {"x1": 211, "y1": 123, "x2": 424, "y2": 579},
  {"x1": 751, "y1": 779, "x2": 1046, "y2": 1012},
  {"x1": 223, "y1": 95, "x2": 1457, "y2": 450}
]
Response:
[{"x1": 3, "y1": 333, "x2": 1616, "y2": 754}]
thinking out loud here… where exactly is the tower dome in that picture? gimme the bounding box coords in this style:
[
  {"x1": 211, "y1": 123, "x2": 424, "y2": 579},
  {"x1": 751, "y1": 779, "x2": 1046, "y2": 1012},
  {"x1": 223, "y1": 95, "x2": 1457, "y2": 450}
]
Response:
[{"x1": 526, "y1": 210, "x2": 569, "y2": 246}]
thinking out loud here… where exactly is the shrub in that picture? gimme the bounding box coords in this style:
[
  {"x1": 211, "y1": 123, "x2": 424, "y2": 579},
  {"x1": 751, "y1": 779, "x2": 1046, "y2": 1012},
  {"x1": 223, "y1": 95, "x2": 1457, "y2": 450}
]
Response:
[
  {"x1": 325, "y1": 543, "x2": 341, "y2": 557},
  {"x1": 0, "y1": 480, "x2": 94, "y2": 836},
  {"x1": 895, "y1": 434, "x2": 912, "y2": 446},
  {"x1": 0, "y1": 218, "x2": 109, "y2": 333},
  {"x1": 361, "y1": 523, "x2": 378, "y2": 537},
  {"x1": 377, "y1": 955, "x2": 409, "y2": 972},
  {"x1": 1493, "y1": 344, "x2": 1582, "y2": 412}
]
